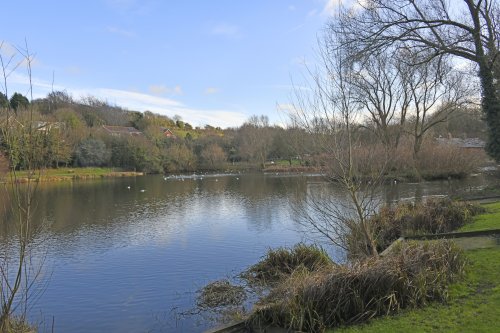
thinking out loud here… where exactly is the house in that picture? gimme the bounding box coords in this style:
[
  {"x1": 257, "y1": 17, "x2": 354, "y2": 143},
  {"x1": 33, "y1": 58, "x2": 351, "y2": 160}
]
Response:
[
  {"x1": 102, "y1": 125, "x2": 142, "y2": 136},
  {"x1": 436, "y1": 137, "x2": 486, "y2": 150},
  {"x1": 160, "y1": 127, "x2": 176, "y2": 139}
]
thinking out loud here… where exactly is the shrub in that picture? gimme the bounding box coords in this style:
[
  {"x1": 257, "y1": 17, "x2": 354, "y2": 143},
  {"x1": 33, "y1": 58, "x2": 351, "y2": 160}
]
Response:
[
  {"x1": 74, "y1": 138, "x2": 110, "y2": 167},
  {"x1": 249, "y1": 240, "x2": 466, "y2": 332},
  {"x1": 364, "y1": 198, "x2": 486, "y2": 255},
  {"x1": 241, "y1": 244, "x2": 335, "y2": 287}
]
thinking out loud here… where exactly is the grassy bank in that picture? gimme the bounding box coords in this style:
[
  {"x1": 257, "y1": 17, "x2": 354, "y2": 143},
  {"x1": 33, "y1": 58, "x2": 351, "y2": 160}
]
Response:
[
  {"x1": 3, "y1": 167, "x2": 143, "y2": 183},
  {"x1": 334, "y1": 201, "x2": 500, "y2": 333}
]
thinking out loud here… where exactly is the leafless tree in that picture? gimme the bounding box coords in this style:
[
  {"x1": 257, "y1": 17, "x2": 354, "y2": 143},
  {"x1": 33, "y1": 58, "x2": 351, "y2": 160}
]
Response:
[
  {"x1": 0, "y1": 41, "x2": 47, "y2": 332},
  {"x1": 350, "y1": 51, "x2": 411, "y2": 150},
  {"x1": 404, "y1": 53, "x2": 474, "y2": 166},
  {"x1": 237, "y1": 115, "x2": 273, "y2": 168},
  {"x1": 289, "y1": 41, "x2": 387, "y2": 258},
  {"x1": 329, "y1": 0, "x2": 500, "y2": 160}
]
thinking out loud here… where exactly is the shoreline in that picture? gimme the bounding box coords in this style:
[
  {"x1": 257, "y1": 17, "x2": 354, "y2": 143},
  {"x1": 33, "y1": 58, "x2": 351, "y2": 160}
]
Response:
[{"x1": 1, "y1": 168, "x2": 144, "y2": 184}]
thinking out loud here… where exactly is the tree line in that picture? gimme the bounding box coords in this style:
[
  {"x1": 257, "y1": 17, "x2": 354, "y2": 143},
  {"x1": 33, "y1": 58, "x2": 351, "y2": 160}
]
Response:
[{"x1": 0, "y1": 87, "x2": 487, "y2": 177}]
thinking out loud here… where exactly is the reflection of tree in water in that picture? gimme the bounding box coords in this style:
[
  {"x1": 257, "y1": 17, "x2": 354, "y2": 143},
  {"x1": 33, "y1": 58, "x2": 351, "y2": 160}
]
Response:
[{"x1": 237, "y1": 175, "x2": 308, "y2": 232}]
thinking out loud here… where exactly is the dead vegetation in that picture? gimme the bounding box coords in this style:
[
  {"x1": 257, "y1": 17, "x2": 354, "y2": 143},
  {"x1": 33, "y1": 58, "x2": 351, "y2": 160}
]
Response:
[
  {"x1": 248, "y1": 240, "x2": 466, "y2": 333},
  {"x1": 361, "y1": 199, "x2": 486, "y2": 257},
  {"x1": 240, "y1": 243, "x2": 335, "y2": 287},
  {"x1": 197, "y1": 279, "x2": 246, "y2": 309}
]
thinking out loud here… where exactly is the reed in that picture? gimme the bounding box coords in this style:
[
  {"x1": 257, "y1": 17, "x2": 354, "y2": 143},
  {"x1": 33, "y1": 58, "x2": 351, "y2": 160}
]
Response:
[
  {"x1": 248, "y1": 240, "x2": 466, "y2": 333},
  {"x1": 241, "y1": 244, "x2": 335, "y2": 287}
]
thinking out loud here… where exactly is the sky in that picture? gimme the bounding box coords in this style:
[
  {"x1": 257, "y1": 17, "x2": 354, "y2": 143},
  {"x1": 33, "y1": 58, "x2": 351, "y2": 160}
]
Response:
[{"x1": 0, "y1": 0, "x2": 340, "y2": 128}]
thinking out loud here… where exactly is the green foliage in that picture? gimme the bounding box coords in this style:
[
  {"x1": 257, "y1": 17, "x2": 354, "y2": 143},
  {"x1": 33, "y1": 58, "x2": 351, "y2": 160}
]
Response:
[
  {"x1": 336, "y1": 246, "x2": 500, "y2": 333},
  {"x1": 0, "y1": 92, "x2": 8, "y2": 108},
  {"x1": 9, "y1": 92, "x2": 29, "y2": 112},
  {"x1": 460, "y1": 201, "x2": 500, "y2": 232},
  {"x1": 164, "y1": 143, "x2": 196, "y2": 172},
  {"x1": 1, "y1": 122, "x2": 55, "y2": 170},
  {"x1": 74, "y1": 138, "x2": 110, "y2": 167},
  {"x1": 82, "y1": 112, "x2": 104, "y2": 127},
  {"x1": 250, "y1": 240, "x2": 465, "y2": 333},
  {"x1": 481, "y1": 63, "x2": 500, "y2": 162},
  {"x1": 109, "y1": 136, "x2": 162, "y2": 173}
]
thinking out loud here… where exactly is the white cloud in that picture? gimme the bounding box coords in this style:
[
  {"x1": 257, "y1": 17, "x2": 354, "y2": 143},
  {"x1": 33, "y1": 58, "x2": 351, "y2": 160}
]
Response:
[
  {"x1": 210, "y1": 23, "x2": 240, "y2": 38},
  {"x1": 322, "y1": 0, "x2": 342, "y2": 16},
  {"x1": 204, "y1": 87, "x2": 220, "y2": 95},
  {"x1": 7, "y1": 72, "x2": 246, "y2": 128},
  {"x1": 322, "y1": 0, "x2": 367, "y2": 16},
  {"x1": 83, "y1": 88, "x2": 246, "y2": 127},
  {"x1": 149, "y1": 84, "x2": 183, "y2": 96}
]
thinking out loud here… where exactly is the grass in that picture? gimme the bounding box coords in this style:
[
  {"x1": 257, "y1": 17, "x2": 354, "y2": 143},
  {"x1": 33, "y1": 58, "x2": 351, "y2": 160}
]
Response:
[
  {"x1": 335, "y1": 246, "x2": 500, "y2": 333},
  {"x1": 248, "y1": 241, "x2": 465, "y2": 332},
  {"x1": 459, "y1": 201, "x2": 500, "y2": 232},
  {"x1": 269, "y1": 159, "x2": 303, "y2": 167},
  {"x1": 4, "y1": 167, "x2": 143, "y2": 182},
  {"x1": 331, "y1": 201, "x2": 500, "y2": 333}
]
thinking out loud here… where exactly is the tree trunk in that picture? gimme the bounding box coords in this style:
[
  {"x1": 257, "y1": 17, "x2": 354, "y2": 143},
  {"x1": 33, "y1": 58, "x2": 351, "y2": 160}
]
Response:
[{"x1": 479, "y1": 62, "x2": 500, "y2": 162}]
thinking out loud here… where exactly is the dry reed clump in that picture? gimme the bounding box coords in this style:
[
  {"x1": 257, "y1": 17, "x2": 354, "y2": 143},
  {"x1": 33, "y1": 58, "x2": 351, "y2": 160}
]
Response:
[
  {"x1": 241, "y1": 244, "x2": 335, "y2": 287},
  {"x1": 349, "y1": 198, "x2": 486, "y2": 257},
  {"x1": 248, "y1": 240, "x2": 466, "y2": 333},
  {"x1": 416, "y1": 143, "x2": 486, "y2": 180},
  {"x1": 197, "y1": 279, "x2": 246, "y2": 309}
]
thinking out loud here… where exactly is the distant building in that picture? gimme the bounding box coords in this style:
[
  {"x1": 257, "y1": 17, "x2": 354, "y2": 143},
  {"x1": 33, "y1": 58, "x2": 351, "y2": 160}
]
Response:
[
  {"x1": 436, "y1": 137, "x2": 486, "y2": 150},
  {"x1": 102, "y1": 125, "x2": 142, "y2": 136},
  {"x1": 160, "y1": 127, "x2": 176, "y2": 139}
]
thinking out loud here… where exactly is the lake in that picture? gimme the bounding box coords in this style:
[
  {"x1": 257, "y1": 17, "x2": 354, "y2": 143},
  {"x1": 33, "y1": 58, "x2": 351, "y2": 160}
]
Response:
[{"x1": 0, "y1": 173, "x2": 493, "y2": 332}]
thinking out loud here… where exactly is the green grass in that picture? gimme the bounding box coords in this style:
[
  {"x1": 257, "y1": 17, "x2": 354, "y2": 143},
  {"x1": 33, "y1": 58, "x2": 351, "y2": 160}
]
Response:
[
  {"x1": 334, "y1": 246, "x2": 500, "y2": 333},
  {"x1": 271, "y1": 159, "x2": 302, "y2": 167},
  {"x1": 330, "y1": 201, "x2": 500, "y2": 333},
  {"x1": 5, "y1": 167, "x2": 142, "y2": 182},
  {"x1": 460, "y1": 201, "x2": 500, "y2": 232}
]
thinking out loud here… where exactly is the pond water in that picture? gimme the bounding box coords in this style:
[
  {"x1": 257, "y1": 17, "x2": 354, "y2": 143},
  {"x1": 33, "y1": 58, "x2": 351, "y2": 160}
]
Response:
[{"x1": 0, "y1": 173, "x2": 494, "y2": 332}]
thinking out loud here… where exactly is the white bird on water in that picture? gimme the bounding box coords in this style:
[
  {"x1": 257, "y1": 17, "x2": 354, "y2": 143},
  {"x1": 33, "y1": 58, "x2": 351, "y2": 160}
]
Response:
[
  {"x1": 127, "y1": 186, "x2": 131, "y2": 190},
  {"x1": 140, "y1": 189, "x2": 145, "y2": 192}
]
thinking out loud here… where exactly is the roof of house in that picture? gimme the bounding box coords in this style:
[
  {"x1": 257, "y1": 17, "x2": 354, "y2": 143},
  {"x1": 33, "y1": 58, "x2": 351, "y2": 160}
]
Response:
[
  {"x1": 102, "y1": 125, "x2": 142, "y2": 135},
  {"x1": 159, "y1": 127, "x2": 176, "y2": 137}
]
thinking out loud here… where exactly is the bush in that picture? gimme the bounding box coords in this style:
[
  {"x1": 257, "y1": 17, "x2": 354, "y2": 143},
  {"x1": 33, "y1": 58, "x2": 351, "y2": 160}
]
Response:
[
  {"x1": 241, "y1": 244, "x2": 335, "y2": 287},
  {"x1": 364, "y1": 199, "x2": 486, "y2": 255},
  {"x1": 74, "y1": 138, "x2": 110, "y2": 167},
  {"x1": 249, "y1": 240, "x2": 466, "y2": 332}
]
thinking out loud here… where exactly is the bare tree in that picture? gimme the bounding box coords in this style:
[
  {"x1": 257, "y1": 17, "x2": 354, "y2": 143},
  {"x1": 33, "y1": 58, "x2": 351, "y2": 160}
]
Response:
[
  {"x1": 350, "y1": 51, "x2": 411, "y2": 150},
  {"x1": 405, "y1": 54, "x2": 473, "y2": 165},
  {"x1": 289, "y1": 41, "x2": 387, "y2": 258},
  {"x1": 330, "y1": 0, "x2": 500, "y2": 160},
  {"x1": 201, "y1": 143, "x2": 227, "y2": 169},
  {"x1": 237, "y1": 115, "x2": 273, "y2": 168},
  {"x1": 0, "y1": 41, "x2": 46, "y2": 332}
]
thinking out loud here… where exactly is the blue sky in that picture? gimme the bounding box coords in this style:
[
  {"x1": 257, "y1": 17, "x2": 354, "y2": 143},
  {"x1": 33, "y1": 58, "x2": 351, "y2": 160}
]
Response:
[{"x1": 1, "y1": 0, "x2": 338, "y2": 128}]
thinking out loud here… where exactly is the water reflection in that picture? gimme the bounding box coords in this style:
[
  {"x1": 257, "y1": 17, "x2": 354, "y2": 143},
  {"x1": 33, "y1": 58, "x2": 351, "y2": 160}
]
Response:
[{"x1": 0, "y1": 173, "x2": 495, "y2": 332}]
